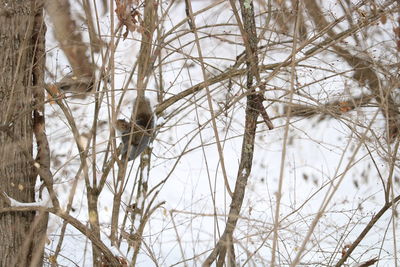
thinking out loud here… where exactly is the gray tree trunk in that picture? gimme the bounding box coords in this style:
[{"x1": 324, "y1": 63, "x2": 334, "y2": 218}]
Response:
[{"x1": 0, "y1": 0, "x2": 46, "y2": 266}]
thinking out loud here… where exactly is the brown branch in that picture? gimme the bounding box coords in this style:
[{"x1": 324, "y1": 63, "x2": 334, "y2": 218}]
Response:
[
  {"x1": 110, "y1": 0, "x2": 158, "y2": 245},
  {"x1": 81, "y1": 0, "x2": 104, "y2": 53},
  {"x1": 155, "y1": 2, "x2": 394, "y2": 117},
  {"x1": 184, "y1": 0, "x2": 195, "y2": 31},
  {"x1": 46, "y1": 0, "x2": 94, "y2": 92},
  {"x1": 254, "y1": 94, "x2": 274, "y2": 129},
  {"x1": 231, "y1": 0, "x2": 273, "y2": 128},
  {"x1": 32, "y1": 110, "x2": 60, "y2": 208},
  {"x1": 203, "y1": 1, "x2": 263, "y2": 265},
  {"x1": 335, "y1": 194, "x2": 400, "y2": 267},
  {"x1": 304, "y1": 0, "x2": 400, "y2": 140},
  {"x1": 131, "y1": 199, "x2": 166, "y2": 266},
  {"x1": 287, "y1": 94, "x2": 375, "y2": 118},
  {"x1": 44, "y1": 79, "x2": 105, "y2": 264},
  {"x1": 136, "y1": 0, "x2": 157, "y2": 96},
  {"x1": 0, "y1": 206, "x2": 122, "y2": 266},
  {"x1": 154, "y1": 62, "x2": 285, "y2": 115},
  {"x1": 110, "y1": 162, "x2": 126, "y2": 245},
  {"x1": 30, "y1": 8, "x2": 55, "y2": 265},
  {"x1": 358, "y1": 258, "x2": 379, "y2": 267},
  {"x1": 203, "y1": 93, "x2": 260, "y2": 267}
]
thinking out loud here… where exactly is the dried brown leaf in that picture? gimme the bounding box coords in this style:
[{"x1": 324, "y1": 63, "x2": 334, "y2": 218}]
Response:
[{"x1": 380, "y1": 14, "x2": 387, "y2": 24}]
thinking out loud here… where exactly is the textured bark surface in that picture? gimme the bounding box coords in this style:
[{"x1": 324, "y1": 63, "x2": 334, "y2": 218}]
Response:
[{"x1": 0, "y1": 0, "x2": 45, "y2": 265}]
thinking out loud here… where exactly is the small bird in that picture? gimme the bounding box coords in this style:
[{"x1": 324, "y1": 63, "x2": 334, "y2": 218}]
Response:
[{"x1": 115, "y1": 97, "x2": 155, "y2": 161}]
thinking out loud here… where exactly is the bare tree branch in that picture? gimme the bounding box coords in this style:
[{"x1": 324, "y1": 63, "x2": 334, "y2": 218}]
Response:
[
  {"x1": 46, "y1": 0, "x2": 95, "y2": 93},
  {"x1": 204, "y1": 0, "x2": 266, "y2": 265},
  {"x1": 335, "y1": 194, "x2": 400, "y2": 266}
]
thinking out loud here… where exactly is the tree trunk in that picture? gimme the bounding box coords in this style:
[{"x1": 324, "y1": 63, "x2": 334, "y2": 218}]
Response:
[{"x1": 0, "y1": 0, "x2": 46, "y2": 266}]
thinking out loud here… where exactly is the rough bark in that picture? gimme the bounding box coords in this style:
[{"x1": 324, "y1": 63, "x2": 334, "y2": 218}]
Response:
[{"x1": 0, "y1": 0, "x2": 45, "y2": 265}]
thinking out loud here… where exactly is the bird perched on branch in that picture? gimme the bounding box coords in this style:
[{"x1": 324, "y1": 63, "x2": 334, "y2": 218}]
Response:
[{"x1": 115, "y1": 97, "x2": 155, "y2": 161}]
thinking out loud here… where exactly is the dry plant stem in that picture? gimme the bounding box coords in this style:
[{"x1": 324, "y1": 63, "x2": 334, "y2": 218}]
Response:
[
  {"x1": 110, "y1": 162, "x2": 127, "y2": 245},
  {"x1": 290, "y1": 110, "x2": 380, "y2": 266},
  {"x1": 98, "y1": 145, "x2": 122, "y2": 193},
  {"x1": 304, "y1": 0, "x2": 400, "y2": 138},
  {"x1": 219, "y1": 0, "x2": 272, "y2": 262},
  {"x1": 32, "y1": 110, "x2": 59, "y2": 209},
  {"x1": 157, "y1": 1, "x2": 391, "y2": 118},
  {"x1": 302, "y1": 0, "x2": 392, "y2": 56},
  {"x1": 95, "y1": 26, "x2": 126, "y2": 193},
  {"x1": 192, "y1": 95, "x2": 222, "y2": 241},
  {"x1": 159, "y1": 0, "x2": 225, "y2": 42},
  {"x1": 53, "y1": 103, "x2": 116, "y2": 261},
  {"x1": 31, "y1": 0, "x2": 59, "y2": 209},
  {"x1": 90, "y1": 97, "x2": 99, "y2": 189},
  {"x1": 245, "y1": 144, "x2": 389, "y2": 265},
  {"x1": 155, "y1": 6, "x2": 165, "y2": 103},
  {"x1": 171, "y1": 251, "x2": 212, "y2": 267},
  {"x1": 136, "y1": 0, "x2": 157, "y2": 95},
  {"x1": 170, "y1": 210, "x2": 189, "y2": 267},
  {"x1": 28, "y1": 211, "x2": 48, "y2": 267},
  {"x1": 43, "y1": 88, "x2": 106, "y2": 262},
  {"x1": 334, "y1": 194, "x2": 400, "y2": 267},
  {"x1": 202, "y1": 1, "x2": 262, "y2": 264},
  {"x1": 218, "y1": 0, "x2": 260, "y2": 262},
  {"x1": 86, "y1": 77, "x2": 103, "y2": 264},
  {"x1": 386, "y1": 137, "x2": 400, "y2": 201},
  {"x1": 87, "y1": 189, "x2": 101, "y2": 266},
  {"x1": 87, "y1": 12, "x2": 125, "y2": 224},
  {"x1": 203, "y1": 91, "x2": 260, "y2": 267},
  {"x1": 386, "y1": 138, "x2": 400, "y2": 267},
  {"x1": 128, "y1": 159, "x2": 150, "y2": 236},
  {"x1": 155, "y1": 63, "x2": 273, "y2": 115},
  {"x1": 117, "y1": 167, "x2": 141, "y2": 249},
  {"x1": 24, "y1": 6, "x2": 49, "y2": 266},
  {"x1": 156, "y1": 14, "x2": 353, "y2": 116},
  {"x1": 108, "y1": 0, "x2": 116, "y2": 191},
  {"x1": 45, "y1": 0, "x2": 93, "y2": 82},
  {"x1": 44, "y1": 88, "x2": 90, "y2": 184},
  {"x1": 53, "y1": 57, "x2": 121, "y2": 262},
  {"x1": 52, "y1": 166, "x2": 83, "y2": 263},
  {"x1": 136, "y1": 108, "x2": 243, "y2": 264},
  {"x1": 110, "y1": 0, "x2": 157, "y2": 244},
  {"x1": 166, "y1": 21, "x2": 340, "y2": 111},
  {"x1": 82, "y1": 0, "x2": 103, "y2": 53},
  {"x1": 185, "y1": 0, "x2": 233, "y2": 198},
  {"x1": 271, "y1": 1, "x2": 300, "y2": 266},
  {"x1": 109, "y1": 0, "x2": 119, "y2": 246},
  {"x1": 229, "y1": 0, "x2": 273, "y2": 130},
  {"x1": 131, "y1": 197, "x2": 165, "y2": 266},
  {"x1": 184, "y1": 0, "x2": 194, "y2": 30},
  {"x1": 228, "y1": 0, "x2": 261, "y2": 88},
  {"x1": 83, "y1": 20, "x2": 122, "y2": 200},
  {"x1": 288, "y1": 95, "x2": 374, "y2": 118}
]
